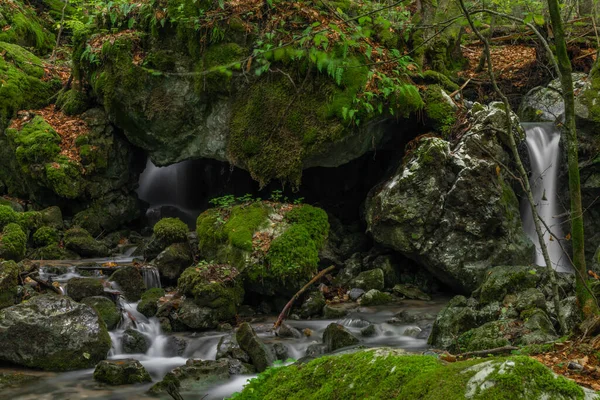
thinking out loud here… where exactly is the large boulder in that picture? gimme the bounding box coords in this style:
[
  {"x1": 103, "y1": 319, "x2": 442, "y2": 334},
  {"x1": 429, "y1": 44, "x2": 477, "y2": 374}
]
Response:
[
  {"x1": 152, "y1": 243, "x2": 193, "y2": 284},
  {"x1": 236, "y1": 322, "x2": 275, "y2": 372},
  {"x1": 322, "y1": 323, "x2": 359, "y2": 352},
  {"x1": 121, "y1": 328, "x2": 151, "y2": 354},
  {"x1": 93, "y1": 359, "x2": 151, "y2": 385},
  {"x1": 66, "y1": 277, "x2": 105, "y2": 302},
  {"x1": 64, "y1": 227, "x2": 109, "y2": 257},
  {"x1": 196, "y1": 202, "x2": 329, "y2": 297},
  {"x1": 109, "y1": 266, "x2": 146, "y2": 301},
  {"x1": 149, "y1": 358, "x2": 231, "y2": 395},
  {"x1": 232, "y1": 348, "x2": 595, "y2": 399},
  {"x1": 366, "y1": 103, "x2": 534, "y2": 293},
  {"x1": 81, "y1": 296, "x2": 121, "y2": 330},
  {"x1": 0, "y1": 294, "x2": 111, "y2": 370},
  {"x1": 136, "y1": 288, "x2": 165, "y2": 318}
]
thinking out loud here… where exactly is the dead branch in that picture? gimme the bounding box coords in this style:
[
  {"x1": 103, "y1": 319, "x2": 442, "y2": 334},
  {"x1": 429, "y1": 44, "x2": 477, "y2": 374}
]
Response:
[{"x1": 459, "y1": 345, "x2": 519, "y2": 359}]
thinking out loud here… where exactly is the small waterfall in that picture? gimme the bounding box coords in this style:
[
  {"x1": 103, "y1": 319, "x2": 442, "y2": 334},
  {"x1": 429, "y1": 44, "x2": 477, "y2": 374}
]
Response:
[
  {"x1": 520, "y1": 123, "x2": 570, "y2": 272},
  {"x1": 141, "y1": 266, "x2": 162, "y2": 289}
]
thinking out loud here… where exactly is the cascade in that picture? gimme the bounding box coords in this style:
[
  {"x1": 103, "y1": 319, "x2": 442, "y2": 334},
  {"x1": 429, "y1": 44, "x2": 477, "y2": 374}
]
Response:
[
  {"x1": 141, "y1": 266, "x2": 161, "y2": 289},
  {"x1": 520, "y1": 123, "x2": 570, "y2": 272}
]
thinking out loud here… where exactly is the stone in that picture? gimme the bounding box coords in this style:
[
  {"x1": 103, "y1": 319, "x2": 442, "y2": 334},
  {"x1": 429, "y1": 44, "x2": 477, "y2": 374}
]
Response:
[
  {"x1": 177, "y1": 299, "x2": 220, "y2": 330},
  {"x1": 360, "y1": 324, "x2": 377, "y2": 337},
  {"x1": 0, "y1": 295, "x2": 111, "y2": 370},
  {"x1": 365, "y1": 104, "x2": 534, "y2": 294},
  {"x1": 122, "y1": 328, "x2": 151, "y2": 354},
  {"x1": 137, "y1": 288, "x2": 165, "y2": 318},
  {"x1": 370, "y1": 255, "x2": 400, "y2": 288},
  {"x1": 152, "y1": 243, "x2": 193, "y2": 284},
  {"x1": 392, "y1": 284, "x2": 431, "y2": 301},
  {"x1": 514, "y1": 288, "x2": 546, "y2": 312},
  {"x1": 299, "y1": 290, "x2": 326, "y2": 318},
  {"x1": 236, "y1": 322, "x2": 275, "y2": 372},
  {"x1": 348, "y1": 288, "x2": 366, "y2": 301},
  {"x1": 40, "y1": 206, "x2": 63, "y2": 229},
  {"x1": 334, "y1": 253, "x2": 363, "y2": 286},
  {"x1": 81, "y1": 296, "x2": 121, "y2": 330},
  {"x1": 216, "y1": 334, "x2": 250, "y2": 363},
  {"x1": 277, "y1": 323, "x2": 302, "y2": 339},
  {"x1": 520, "y1": 309, "x2": 558, "y2": 345},
  {"x1": 0, "y1": 260, "x2": 19, "y2": 309},
  {"x1": 149, "y1": 358, "x2": 230, "y2": 395},
  {"x1": 64, "y1": 227, "x2": 109, "y2": 257},
  {"x1": 322, "y1": 323, "x2": 359, "y2": 352},
  {"x1": 109, "y1": 266, "x2": 146, "y2": 301},
  {"x1": 270, "y1": 343, "x2": 289, "y2": 361},
  {"x1": 403, "y1": 327, "x2": 422, "y2": 338},
  {"x1": 66, "y1": 277, "x2": 104, "y2": 302},
  {"x1": 305, "y1": 343, "x2": 326, "y2": 358},
  {"x1": 93, "y1": 359, "x2": 151, "y2": 385},
  {"x1": 359, "y1": 289, "x2": 393, "y2": 306},
  {"x1": 323, "y1": 304, "x2": 349, "y2": 319},
  {"x1": 164, "y1": 336, "x2": 188, "y2": 357},
  {"x1": 350, "y1": 269, "x2": 385, "y2": 292}
]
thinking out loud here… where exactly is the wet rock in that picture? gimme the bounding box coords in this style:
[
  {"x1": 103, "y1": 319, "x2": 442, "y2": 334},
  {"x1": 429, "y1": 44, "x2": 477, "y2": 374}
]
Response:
[
  {"x1": 428, "y1": 296, "x2": 483, "y2": 350},
  {"x1": 81, "y1": 296, "x2": 121, "y2": 330},
  {"x1": 514, "y1": 288, "x2": 546, "y2": 312},
  {"x1": 66, "y1": 277, "x2": 104, "y2": 302},
  {"x1": 277, "y1": 323, "x2": 302, "y2": 339},
  {"x1": 270, "y1": 343, "x2": 289, "y2": 361},
  {"x1": 137, "y1": 288, "x2": 165, "y2": 318},
  {"x1": 323, "y1": 304, "x2": 349, "y2": 319},
  {"x1": 164, "y1": 336, "x2": 188, "y2": 357},
  {"x1": 350, "y1": 269, "x2": 385, "y2": 292},
  {"x1": 305, "y1": 343, "x2": 326, "y2": 358},
  {"x1": 365, "y1": 105, "x2": 534, "y2": 294},
  {"x1": 0, "y1": 294, "x2": 111, "y2": 370},
  {"x1": 236, "y1": 323, "x2": 275, "y2": 372},
  {"x1": 149, "y1": 358, "x2": 230, "y2": 395},
  {"x1": 348, "y1": 288, "x2": 365, "y2": 301},
  {"x1": 359, "y1": 289, "x2": 393, "y2": 306},
  {"x1": 226, "y1": 358, "x2": 255, "y2": 375},
  {"x1": 109, "y1": 266, "x2": 146, "y2": 301},
  {"x1": 403, "y1": 327, "x2": 422, "y2": 338},
  {"x1": 64, "y1": 227, "x2": 109, "y2": 257},
  {"x1": 334, "y1": 253, "x2": 363, "y2": 286},
  {"x1": 299, "y1": 290, "x2": 325, "y2": 318},
  {"x1": 93, "y1": 359, "x2": 151, "y2": 385},
  {"x1": 0, "y1": 371, "x2": 40, "y2": 390},
  {"x1": 323, "y1": 323, "x2": 359, "y2": 352},
  {"x1": 370, "y1": 255, "x2": 400, "y2": 288},
  {"x1": 394, "y1": 310, "x2": 437, "y2": 325},
  {"x1": 122, "y1": 328, "x2": 151, "y2": 354},
  {"x1": 177, "y1": 299, "x2": 220, "y2": 330},
  {"x1": 40, "y1": 206, "x2": 63, "y2": 229},
  {"x1": 360, "y1": 324, "x2": 377, "y2": 337},
  {"x1": 152, "y1": 243, "x2": 193, "y2": 284},
  {"x1": 392, "y1": 284, "x2": 431, "y2": 301},
  {"x1": 216, "y1": 334, "x2": 250, "y2": 363}
]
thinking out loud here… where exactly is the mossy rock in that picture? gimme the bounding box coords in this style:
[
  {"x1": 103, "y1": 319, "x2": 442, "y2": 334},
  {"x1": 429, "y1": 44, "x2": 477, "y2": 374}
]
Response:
[
  {"x1": 152, "y1": 242, "x2": 193, "y2": 284},
  {"x1": 458, "y1": 320, "x2": 512, "y2": 353},
  {"x1": 358, "y1": 289, "x2": 393, "y2": 306},
  {"x1": 33, "y1": 226, "x2": 59, "y2": 247},
  {"x1": 64, "y1": 227, "x2": 109, "y2": 257},
  {"x1": 137, "y1": 288, "x2": 165, "y2": 318},
  {"x1": 322, "y1": 323, "x2": 359, "y2": 352},
  {"x1": 109, "y1": 266, "x2": 146, "y2": 301},
  {"x1": 154, "y1": 217, "x2": 189, "y2": 245},
  {"x1": 0, "y1": 2, "x2": 55, "y2": 53},
  {"x1": 82, "y1": 296, "x2": 121, "y2": 330},
  {"x1": 56, "y1": 89, "x2": 90, "y2": 116},
  {"x1": 93, "y1": 359, "x2": 151, "y2": 385},
  {"x1": 476, "y1": 266, "x2": 543, "y2": 305},
  {"x1": 30, "y1": 243, "x2": 79, "y2": 260},
  {"x1": 0, "y1": 260, "x2": 19, "y2": 309},
  {"x1": 66, "y1": 277, "x2": 104, "y2": 302},
  {"x1": 423, "y1": 84, "x2": 457, "y2": 137},
  {"x1": 0, "y1": 223, "x2": 27, "y2": 261},
  {"x1": 0, "y1": 205, "x2": 19, "y2": 230},
  {"x1": 234, "y1": 349, "x2": 589, "y2": 400},
  {"x1": 178, "y1": 264, "x2": 243, "y2": 321},
  {"x1": 72, "y1": 193, "x2": 140, "y2": 237},
  {"x1": 40, "y1": 206, "x2": 63, "y2": 229}
]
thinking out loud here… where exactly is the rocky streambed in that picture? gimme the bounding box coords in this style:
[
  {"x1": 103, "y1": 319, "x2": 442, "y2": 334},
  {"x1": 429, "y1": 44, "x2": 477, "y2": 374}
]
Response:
[{"x1": 0, "y1": 258, "x2": 449, "y2": 399}]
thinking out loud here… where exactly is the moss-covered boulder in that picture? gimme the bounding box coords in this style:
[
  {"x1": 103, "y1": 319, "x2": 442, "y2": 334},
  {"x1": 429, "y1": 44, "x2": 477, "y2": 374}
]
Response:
[
  {"x1": 0, "y1": 260, "x2": 19, "y2": 309},
  {"x1": 177, "y1": 264, "x2": 243, "y2": 325},
  {"x1": 93, "y1": 359, "x2": 151, "y2": 385},
  {"x1": 0, "y1": 1, "x2": 55, "y2": 52},
  {"x1": 149, "y1": 358, "x2": 231, "y2": 395},
  {"x1": 136, "y1": 288, "x2": 165, "y2": 318},
  {"x1": 0, "y1": 223, "x2": 27, "y2": 261},
  {"x1": 299, "y1": 290, "x2": 326, "y2": 319},
  {"x1": 108, "y1": 266, "x2": 145, "y2": 301},
  {"x1": 423, "y1": 84, "x2": 457, "y2": 136},
  {"x1": 366, "y1": 104, "x2": 534, "y2": 294},
  {"x1": 234, "y1": 349, "x2": 591, "y2": 399},
  {"x1": 33, "y1": 226, "x2": 59, "y2": 247},
  {"x1": 323, "y1": 323, "x2": 359, "y2": 352},
  {"x1": 350, "y1": 269, "x2": 385, "y2": 292},
  {"x1": 152, "y1": 242, "x2": 193, "y2": 284},
  {"x1": 0, "y1": 294, "x2": 111, "y2": 371},
  {"x1": 122, "y1": 328, "x2": 151, "y2": 354},
  {"x1": 30, "y1": 243, "x2": 79, "y2": 260},
  {"x1": 64, "y1": 227, "x2": 109, "y2": 257},
  {"x1": 81, "y1": 296, "x2": 121, "y2": 330},
  {"x1": 72, "y1": 192, "x2": 140, "y2": 237},
  {"x1": 40, "y1": 206, "x2": 63, "y2": 229},
  {"x1": 196, "y1": 202, "x2": 329, "y2": 297},
  {"x1": 236, "y1": 322, "x2": 275, "y2": 373},
  {"x1": 66, "y1": 277, "x2": 104, "y2": 302},
  {"x1": 154, "y1": 217, "x2": 189, "y2": 244},
  {"x1": 358, "y1": 289, "x2": 394, "y2": 306}
]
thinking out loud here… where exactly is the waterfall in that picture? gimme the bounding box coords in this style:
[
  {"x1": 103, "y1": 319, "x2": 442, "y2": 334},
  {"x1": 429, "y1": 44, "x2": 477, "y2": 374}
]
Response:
[
  {"x1": 520, "y1": 123, "x2": 570, "y2": 272},
  {"x1": 141, "y1": 266, "x2": 162, "y2": 289}
]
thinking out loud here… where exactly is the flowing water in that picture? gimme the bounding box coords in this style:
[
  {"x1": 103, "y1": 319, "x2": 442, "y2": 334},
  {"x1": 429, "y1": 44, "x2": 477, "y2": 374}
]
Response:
[
  {"x1": 4, "y1": 258, "x2": 448, "y2": 400},
  {"x1": 520, "y1": 123, "x2": 570, "y2": 272}
]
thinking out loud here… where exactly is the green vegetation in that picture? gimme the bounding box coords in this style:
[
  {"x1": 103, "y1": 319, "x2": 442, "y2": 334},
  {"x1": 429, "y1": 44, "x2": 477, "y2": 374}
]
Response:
[
  {"x1": 0, "y1": 223, "x2": 27, "y2": 261},
  {"x1": 233, "y1": 351, "x2": 585, "y2": 400},
  {"x1": 154, "y1": 217, "x2": 189, "y2": 244},
  {"x1": 33, "y1": 226, "x2": 60, "y2": 247},
  {"x1": 0, "y1": 260, "x2": 19, "y2": 309},
  {"x1": 0, "y1": 0, "x2": 55, "y2": 53}
]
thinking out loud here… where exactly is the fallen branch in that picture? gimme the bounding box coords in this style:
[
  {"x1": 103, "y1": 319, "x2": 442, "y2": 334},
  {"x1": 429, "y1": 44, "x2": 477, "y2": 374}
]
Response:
[
  {"x1": 459, "y1": 345, "x2": 519, "y2": 359},
  {"x1": 30, "y1": 276, "x2": 62, "y2": 295},
  {"x1": 273, "y1": 265, "x2": 335, "y2": 330},
  {"x1": 449, "y1": 78, "x2": 471, "y2": 97}
]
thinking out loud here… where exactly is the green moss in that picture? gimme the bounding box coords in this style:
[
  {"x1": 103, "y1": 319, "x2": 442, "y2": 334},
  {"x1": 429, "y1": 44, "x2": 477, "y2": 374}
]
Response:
[
  {"x1": 0, "y1": 206, "x2": 19, "y2": 230},
  {"x1": 195, "y1": 42, "x2": 244, "y2": 95},
  {"x1": 224, "y1": 203, "x2": 269, "y2": 251},
  {"x1": 458, "y1": 320, "x2": 511, "y2": 352},
  {"x1": 30, "y1": 243, "x2": 76, "y2": 260},
  {"x1": 0, "y1": 223, "x2": 27, "y2": 261},
  {"x1": 262, "y1": 225, "x2": 319, "y2": 283},
  {"x1": 44, "y1": 157, "x2": 84, "y2": 199},
  {"x1": 234, "y1": 351, "x2": 585, "y2": 400},
  {"x1": 0, "y1": 2, "x2": 55, "y2": 53},
  {"x1": 33, "y1": 226, "x2": 59, "y2": 247},
  {"x1": 64, "y1": 227, "x2": 108, "y2": 257},
  {"x1": 154, "y1": 217, "x2": 189, "y2": 245},
  {"x1": 137, "y1": 288, "x2": 165, "y2": 318},
  {"x1": 0, "y1": 260, "x2": 19, "y2": 309},
  {"x1": 419, "y1": 70, "x2": 460, "y2": 92},
  {"x1": 81, "y1": 296, "x2": 121, "y2": 330},
  {"x1": 6, "y1": 115, "x2": 61, "y2": 169},
  {"x1": 18, "y1": 210, "x2": 42, "y2": 233},
  {"x1": 56, "y1": 89, "x2": 90, "y2": 116},
  {"x1": 284, "y1": 205, "x2": 329, "y2": 248},
  {"x1": 424, "y1": 84, "x2": 456, "y2": 137}
]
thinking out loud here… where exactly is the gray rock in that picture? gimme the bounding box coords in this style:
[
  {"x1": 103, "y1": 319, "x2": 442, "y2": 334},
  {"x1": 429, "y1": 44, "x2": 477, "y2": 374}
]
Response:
[
  {"x1": 122, "y1": 329, "x2": 151, "y2": 354},
  {"x1": 323, "y1": 304, "x2": 349, "y2": 319},
  {"x1": 277, "y1": 323, "x2": 302, "y2": 339},
  {"x1": 177, "y1": 299, "x2": 219, "y2": 331},
  {"x1": 299, "y1": 291, "x2": 325, "y2": 318},
  {"x1": 359, "y1": 289, "x2": 393, "y2": 306},
  {"x1": 305, "y1": 343, "x2": 326, "y2": 358},
  {"x1": 360, "y1": 324, "x2": 377, "y2": 337},
  {"x1": 348, "y1": 288, "x2": 366, "y2": 301},
  {"x1": 370, "y1": 255, "x2": 400, "y2": 288},
  {"x1": 149, "y1": 358, "x2": 230, "y2": 394},
  {"x1": 514, "y1": 288, "x2": 546, "y2": 312},
  {"x1": 108, "y1": 266, "x2": 146, "y2": 301},
  {"x1": 323, "y1": 323, "x2": 359, "y2": 352},
  {"x1": 392, "y1": 284, "x2": 431, "y2": 301},
  {"x1": 270, "y1": 343, "x2": 289, "y2": 361},
  {"x1": 93, "y1": 359, "x2": 151, "y2": 385},
  {"x1": 0, "y1": 295, "x2": 111, "y2": 370},
  {"x1": 164, "y1": 336, "x2": 187, "y2": 357},
  {"x1": 151, "y1": 243, "x2": 193, "y2": 284},
  {"x1": 66, "y1": 277, "x2": 104, "y2": 302},
  {"x1": 365, "y1": 104, "x2": 534, "y2": 294},
  {"x1": 350, "y1": 269, "x2": 385, "y2": 291},
  {"x1": 403, "y1": 327, "x2": 422, "y2": 338},
  {"x1": 236, "y1": 323, "x2": 275, "y2": 372}
]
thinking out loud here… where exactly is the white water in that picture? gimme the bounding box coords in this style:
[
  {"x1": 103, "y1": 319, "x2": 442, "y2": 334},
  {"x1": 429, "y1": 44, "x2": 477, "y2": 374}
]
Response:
[
  {"x1": 521, "y1": 123, "x2": 570, "y2": 272},
  {"x1": 141, "y1": 266, "x2": 161, "y2": 289}
]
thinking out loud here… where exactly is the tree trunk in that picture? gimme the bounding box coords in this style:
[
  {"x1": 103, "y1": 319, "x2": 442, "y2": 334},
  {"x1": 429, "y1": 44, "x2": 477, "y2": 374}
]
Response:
[{"x1": 547, "y1": 0, "x2": 599, "y2": 317}]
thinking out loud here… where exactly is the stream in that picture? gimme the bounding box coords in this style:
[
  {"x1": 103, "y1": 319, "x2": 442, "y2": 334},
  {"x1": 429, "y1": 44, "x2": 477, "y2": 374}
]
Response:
[{"x1": 2, "y1": 257, "x2": 448, "y2": 400}]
